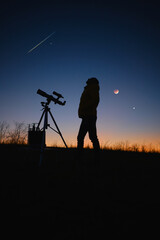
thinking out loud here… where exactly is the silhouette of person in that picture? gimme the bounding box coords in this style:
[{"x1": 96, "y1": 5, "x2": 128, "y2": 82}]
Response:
[{"x1": 77, "y1": 77, "x2": 100, "y2": 154}]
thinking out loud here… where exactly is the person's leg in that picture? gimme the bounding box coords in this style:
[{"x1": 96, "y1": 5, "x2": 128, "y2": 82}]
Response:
[
  {"x1": 77, "y1": 118, "x2": 88, "y2": 150},
  {"x1": 88, "y1": 116, "x2": 100, "y2": 152},
  {"x1": 77, "y1": 118, "x2": 89, "y2": 174}
]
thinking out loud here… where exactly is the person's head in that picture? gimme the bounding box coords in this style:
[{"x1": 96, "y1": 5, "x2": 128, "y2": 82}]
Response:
[{"x1": 86, "y1": 77, "x2": 99, "y2": 85}]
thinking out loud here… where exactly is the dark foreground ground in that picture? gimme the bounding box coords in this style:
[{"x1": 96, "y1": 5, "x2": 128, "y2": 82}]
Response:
[{"x1": 1, "y1": 144, "x2": 160, "y2": 238}]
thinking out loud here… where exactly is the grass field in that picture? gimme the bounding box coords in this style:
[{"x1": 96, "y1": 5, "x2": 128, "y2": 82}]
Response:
[{"x1": 1, "y1": 144, "x2": 160, "y2": 238}]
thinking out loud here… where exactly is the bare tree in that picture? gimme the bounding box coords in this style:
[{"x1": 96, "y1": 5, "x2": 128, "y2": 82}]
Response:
[
  {"x1": 7, "y1": 122, "x2": 27, "y2": 144},
  {"x1": 0, "y1": 121, "x2": 9, "y2": 143}
]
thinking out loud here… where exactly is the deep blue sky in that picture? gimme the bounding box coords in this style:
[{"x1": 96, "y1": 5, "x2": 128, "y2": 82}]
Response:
[{"x1": 1, "y1": 0, "x2": 160, "y2": 149}]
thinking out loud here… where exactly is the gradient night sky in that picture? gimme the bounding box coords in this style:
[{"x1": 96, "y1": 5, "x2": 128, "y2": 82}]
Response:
[{"x1": 1, "y1": 0, "x2": 160, "y2": 149}]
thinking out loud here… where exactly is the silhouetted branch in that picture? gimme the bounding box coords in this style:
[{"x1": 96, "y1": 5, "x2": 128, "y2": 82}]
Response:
[
  {"x1": 0, "y1": 121, "x2": 9, "y2": 144},
  {"x1": 6, "y1": 122, "x2": 27, "y2": 144}
]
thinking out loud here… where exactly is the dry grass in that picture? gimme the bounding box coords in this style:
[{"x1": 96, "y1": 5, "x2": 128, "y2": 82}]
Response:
[{"x1": 101, "y1": 141, "x2": 160, "y2": 153}]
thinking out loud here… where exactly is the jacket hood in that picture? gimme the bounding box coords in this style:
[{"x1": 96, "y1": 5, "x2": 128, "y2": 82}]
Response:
[{"x1": 86, "y1": 77, "x2": 99, "y2": 85}]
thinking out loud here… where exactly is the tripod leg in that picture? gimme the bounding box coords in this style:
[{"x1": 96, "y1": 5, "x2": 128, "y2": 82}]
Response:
[
  {"x1": 39, "y1": 109, "x2": 47, "y2": 166},
  {"x1": 49, "y1": 110, "x2": 68, "y2": 148},
  {"x1": 37, "y1": 109, "x2": 45, "y2": 130}
]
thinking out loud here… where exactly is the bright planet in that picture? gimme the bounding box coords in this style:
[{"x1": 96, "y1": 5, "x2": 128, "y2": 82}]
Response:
[{"x1": 114, "y1": 89, "x2": 119, "y2": 94}]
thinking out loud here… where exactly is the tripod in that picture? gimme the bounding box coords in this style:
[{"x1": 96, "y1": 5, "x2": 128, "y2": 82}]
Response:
[{"x1": 37, "y1": 101, "x2": 68, "y2": 166}]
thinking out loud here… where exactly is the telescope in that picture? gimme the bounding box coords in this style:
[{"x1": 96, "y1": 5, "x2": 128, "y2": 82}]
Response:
[
  {"x1": 28, "y1": 88, "x2": 68, "y2": 166},
  {"x1": 37, "y1": 89, "x2": 66, "y2": 106}
]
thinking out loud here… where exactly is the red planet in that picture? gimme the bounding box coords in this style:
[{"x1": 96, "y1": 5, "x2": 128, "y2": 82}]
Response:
[{"x1": 114, "y1": 89, "x2": 119, "y2": 94}]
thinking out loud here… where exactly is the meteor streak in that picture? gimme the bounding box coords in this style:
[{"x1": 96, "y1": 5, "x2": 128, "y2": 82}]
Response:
[{"x1": 27, "y1": 31, "x2": 55, "y2": 54}]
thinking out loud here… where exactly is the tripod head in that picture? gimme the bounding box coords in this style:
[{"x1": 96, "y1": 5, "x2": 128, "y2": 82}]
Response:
[{"x1": 37, "y1": 89, "x2": 66, "y2": 106}]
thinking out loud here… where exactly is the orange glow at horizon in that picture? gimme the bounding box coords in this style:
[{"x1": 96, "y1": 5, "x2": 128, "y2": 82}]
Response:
[{"x1": 46, "y1": 130, "x2": 160, "y2": 152}]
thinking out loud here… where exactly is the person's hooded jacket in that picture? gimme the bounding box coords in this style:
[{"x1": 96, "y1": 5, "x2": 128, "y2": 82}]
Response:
[{"x1": 78, "y1": 81, "x2": 100, "y2": 118}]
